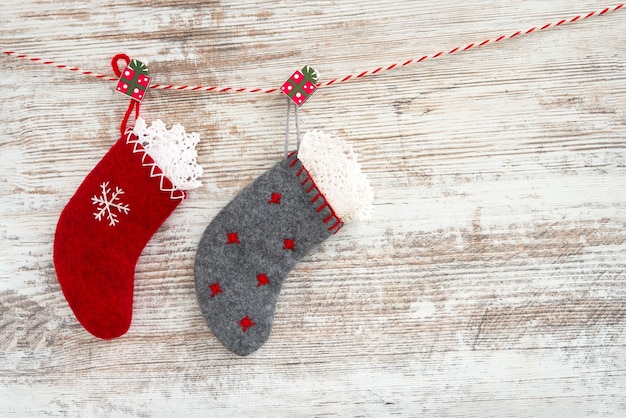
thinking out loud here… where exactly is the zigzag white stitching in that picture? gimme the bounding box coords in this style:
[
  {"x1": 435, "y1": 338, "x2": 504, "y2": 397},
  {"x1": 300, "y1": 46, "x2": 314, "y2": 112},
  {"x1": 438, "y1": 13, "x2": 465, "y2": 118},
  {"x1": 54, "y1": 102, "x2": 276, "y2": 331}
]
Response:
[{"x1": 125, "y1": 132, "x2": 186, "y2": 201}]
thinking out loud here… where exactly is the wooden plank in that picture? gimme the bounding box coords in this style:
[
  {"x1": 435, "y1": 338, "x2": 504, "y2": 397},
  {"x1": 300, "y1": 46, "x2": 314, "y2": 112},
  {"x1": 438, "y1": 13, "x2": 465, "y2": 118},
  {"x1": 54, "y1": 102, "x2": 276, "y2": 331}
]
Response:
[{"x1": 1, "y1": 0, "x2": 625, "y2": 416}]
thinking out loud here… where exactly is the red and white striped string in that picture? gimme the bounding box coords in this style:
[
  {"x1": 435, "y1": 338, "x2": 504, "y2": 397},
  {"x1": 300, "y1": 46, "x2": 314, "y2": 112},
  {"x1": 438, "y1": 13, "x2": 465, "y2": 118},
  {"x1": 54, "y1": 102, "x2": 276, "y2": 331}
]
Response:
[{"x1": 2, "y1": 3, "x2": 623, "y2": 94}]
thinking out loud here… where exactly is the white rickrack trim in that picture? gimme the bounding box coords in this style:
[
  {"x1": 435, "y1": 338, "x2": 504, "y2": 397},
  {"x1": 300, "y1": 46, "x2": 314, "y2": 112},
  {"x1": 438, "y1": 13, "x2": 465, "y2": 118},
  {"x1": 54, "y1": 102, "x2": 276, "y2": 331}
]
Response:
[
  {"x1": 126, "y1": 118, "x2": 203, "y2": 201},
  {"x1": 298, "y1": 130, "x2": 373, "y2": 222}
]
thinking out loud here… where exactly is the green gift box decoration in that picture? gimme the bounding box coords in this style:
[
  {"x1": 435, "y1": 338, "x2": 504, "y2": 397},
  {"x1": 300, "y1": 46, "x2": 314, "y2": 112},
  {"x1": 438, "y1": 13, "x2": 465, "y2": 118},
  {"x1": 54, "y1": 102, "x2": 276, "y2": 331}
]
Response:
[
  {"x1": 280, "y1": 66, "x2": 318, "y2": 106},
  {"x1": 116, "y1": 59, "x2": 150, "y2": 102}
]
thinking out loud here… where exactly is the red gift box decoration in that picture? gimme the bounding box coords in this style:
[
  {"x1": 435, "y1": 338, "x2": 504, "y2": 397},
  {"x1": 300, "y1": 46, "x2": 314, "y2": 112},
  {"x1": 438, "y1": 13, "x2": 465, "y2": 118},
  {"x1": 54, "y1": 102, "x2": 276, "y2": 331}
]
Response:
[
  {"x1": 116, "y1": 59, "x2": 150, "y2": 102},
  {"x1": 280, "y1": 66, "x2": 318, "y2": 106}
]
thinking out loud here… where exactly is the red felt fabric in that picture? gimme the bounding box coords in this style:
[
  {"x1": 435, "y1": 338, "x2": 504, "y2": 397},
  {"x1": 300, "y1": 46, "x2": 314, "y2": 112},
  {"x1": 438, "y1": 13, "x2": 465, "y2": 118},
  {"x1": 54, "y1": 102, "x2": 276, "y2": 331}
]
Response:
[{"x1": 53, "y1": 133, "x2": 183, "y2": 339}]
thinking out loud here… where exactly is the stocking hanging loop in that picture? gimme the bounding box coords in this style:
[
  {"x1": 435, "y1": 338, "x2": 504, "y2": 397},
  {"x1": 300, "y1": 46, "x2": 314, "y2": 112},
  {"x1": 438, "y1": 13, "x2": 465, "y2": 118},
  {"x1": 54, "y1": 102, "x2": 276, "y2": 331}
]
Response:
[
  {"x1": 120, "y1": 101, "x2": 140, "y2": 136},
  {"x1": 283, "y1": 97, "x2": 301, "y2": 157},
  {"x1": 112, "y1": 53, "x2": 146, "y2": 136},
  {"x1": 111, "y1": 53, "x2": 131, "y2": 78},
  {"x1": 281, "y1": 65, "x2": 318, "y2": 157}
]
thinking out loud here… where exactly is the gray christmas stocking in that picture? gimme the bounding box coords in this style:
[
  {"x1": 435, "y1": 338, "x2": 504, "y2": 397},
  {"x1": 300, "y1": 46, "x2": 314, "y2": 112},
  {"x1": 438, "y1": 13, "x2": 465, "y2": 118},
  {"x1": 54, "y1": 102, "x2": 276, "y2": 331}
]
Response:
[{"x1": 194, "y1": 131, "x2": 373, "y2": 356}]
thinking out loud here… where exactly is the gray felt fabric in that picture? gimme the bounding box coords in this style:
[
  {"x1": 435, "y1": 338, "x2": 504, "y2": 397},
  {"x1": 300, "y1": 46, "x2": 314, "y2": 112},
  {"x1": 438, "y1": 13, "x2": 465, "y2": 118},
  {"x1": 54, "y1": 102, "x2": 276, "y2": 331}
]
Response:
[{"x1": 194, "y1": 152, "x2": 342, "y2": 356}]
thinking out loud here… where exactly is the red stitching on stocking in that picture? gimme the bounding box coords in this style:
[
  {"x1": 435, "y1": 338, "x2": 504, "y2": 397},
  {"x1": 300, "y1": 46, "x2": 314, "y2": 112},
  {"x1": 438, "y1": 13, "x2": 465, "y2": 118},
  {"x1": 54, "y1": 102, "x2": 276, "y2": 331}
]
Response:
[
  {"x1": 286, "y1": 153, "x2": 344, "y2": 234},
  {"x1": 239, "y1": 316, "x2": 256, "y2": 332},
  {"x1": 226, "y1": 232, "x2": 240, "y2": 244},
  {"x1": 326, "y1": 219, "x2": 342, "y2": 233},
  {"x1": 317, "y1": 202, "x2": 329, "y2": 213},
  {"x1": 256, "y1": 273, "x2": 270, "y2": 287},
  {"x1": 269, "y1": 192, "x2": 282, "y2": 204},
  {"x1": 283, "y1": 238, "x2": 296, "y2": 250},
  {"x1": 209, "y1": 281, "x2": 222, "y2": 298}
]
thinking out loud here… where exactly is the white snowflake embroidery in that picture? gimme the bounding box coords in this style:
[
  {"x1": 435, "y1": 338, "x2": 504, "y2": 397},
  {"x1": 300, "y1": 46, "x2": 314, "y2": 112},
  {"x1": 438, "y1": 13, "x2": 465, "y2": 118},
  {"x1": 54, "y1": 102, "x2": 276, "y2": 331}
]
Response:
[{"x1": 91, "y1": 181, "x2": 130, "y2": 226}]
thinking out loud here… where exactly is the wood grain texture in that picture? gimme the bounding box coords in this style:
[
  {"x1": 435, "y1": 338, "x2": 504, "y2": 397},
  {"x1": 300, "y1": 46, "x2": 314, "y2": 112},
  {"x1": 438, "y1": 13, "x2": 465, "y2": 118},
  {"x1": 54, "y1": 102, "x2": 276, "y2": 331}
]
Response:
[{"x1": 1, "y1": 0, "x2": 625, "y2": 416}]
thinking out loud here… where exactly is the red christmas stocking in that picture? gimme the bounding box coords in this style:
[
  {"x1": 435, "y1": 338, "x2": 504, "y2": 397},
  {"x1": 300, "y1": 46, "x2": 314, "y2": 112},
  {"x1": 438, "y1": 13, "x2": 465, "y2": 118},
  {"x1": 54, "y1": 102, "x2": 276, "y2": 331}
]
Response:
[{"x1": 53, "y1": 117, "x2": 202, "y2": 339}]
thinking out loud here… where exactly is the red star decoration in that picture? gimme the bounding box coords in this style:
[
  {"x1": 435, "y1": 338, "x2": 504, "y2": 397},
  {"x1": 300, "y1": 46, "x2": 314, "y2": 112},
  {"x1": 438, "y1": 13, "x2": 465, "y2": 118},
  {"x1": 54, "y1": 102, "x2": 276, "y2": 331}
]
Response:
[
  {"x1": 256, "y1": 273, "x2": 270, "y2": 287},
  {"x1": 269, "y1": 192, "x2": 282, "y2": 204},
  {"x1": 226, "y1": 232, "x2": 240, "y2": 244},
  {"x1": 239, "y1": 315, "x2": 256, "y2": 332},
  {"x1": 209, "y1": 281, "x2": 222, "y2": 298},
  {"x1": 283, "y1": 238, "x2": 296, "y2": 250}
]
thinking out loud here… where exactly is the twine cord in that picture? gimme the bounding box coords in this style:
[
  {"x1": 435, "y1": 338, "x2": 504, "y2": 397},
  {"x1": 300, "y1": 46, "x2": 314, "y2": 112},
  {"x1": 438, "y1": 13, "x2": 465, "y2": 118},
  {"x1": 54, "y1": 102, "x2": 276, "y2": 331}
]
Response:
[{"x1": 1, "y1": 4, "x2": 623, "y2": 94}]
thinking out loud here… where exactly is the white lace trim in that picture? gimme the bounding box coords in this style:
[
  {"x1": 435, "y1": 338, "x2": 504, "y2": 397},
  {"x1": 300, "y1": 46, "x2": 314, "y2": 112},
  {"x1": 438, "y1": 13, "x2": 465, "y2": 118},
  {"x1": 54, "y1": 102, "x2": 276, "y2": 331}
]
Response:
[
  {"x1": 131, "y1": 118, "x2": 203, "y2": 192},
  {"x1": 298, "y1": 130, "x2": 373, "y2": 222}
]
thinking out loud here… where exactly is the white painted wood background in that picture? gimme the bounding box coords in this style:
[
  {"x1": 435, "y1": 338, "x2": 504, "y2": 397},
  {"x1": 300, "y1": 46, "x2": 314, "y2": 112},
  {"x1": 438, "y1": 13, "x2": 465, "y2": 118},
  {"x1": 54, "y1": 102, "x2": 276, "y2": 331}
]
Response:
[{"x1": 1, "y1": 0, "x2": 625, "y2": 416}]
